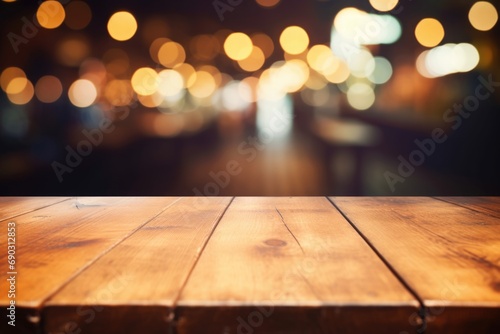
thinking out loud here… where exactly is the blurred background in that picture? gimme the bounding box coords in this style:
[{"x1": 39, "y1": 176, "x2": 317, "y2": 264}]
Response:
[{"x1": 0, "y1": 0, "x2": 499, "y2": 195}]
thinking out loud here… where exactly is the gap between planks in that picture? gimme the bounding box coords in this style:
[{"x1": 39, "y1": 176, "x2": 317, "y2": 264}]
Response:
[
  {"x1": 432, "y1": 196, "x2": 500, "y2": 220},
  {"x1": 169, "y1": 197, "x2": 235, "y2": 323},
  {"x1": 326, "y1": 196, "x2": 428, "y2": 331},
  {"x1": 38, "y1": 197, "x2": 184, "y2": 326},
  {"x1": 0, "y1": 197, "x2": 71, "y2": 223}
]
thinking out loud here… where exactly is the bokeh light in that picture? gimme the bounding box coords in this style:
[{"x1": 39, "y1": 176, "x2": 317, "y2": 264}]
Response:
[
  {"x1": 368, "y1": 57, "x2": 393, "y2": 84},
  {"x1": 369, "y1": 0, "x2": 398, "y2": 12},
  {"x1": 333, "y1": 8, "x2": 401, "y2": 46},
  {"x1": 188, "y1": 71, "x2": 216, "y2": 98},
  {"x1": 238, "y1": 46, "x2": 266, "y2": 72},
  {"x1": 158, "y1": 41, "x2": 186, "y2": 68},
  {"x1": 56, "y1": 37, "x2": 90, "y2": 67},
  {"x1": 251, "y1": 33, "x2": 274, "y2": 58},
  {"x1": 347, "y1": 83, "x2": 375, "y2": 110},
  {"x1": 35, "y1": 75, "x2": 63, "y2": 103},
  {"x1": 417, "y1": 43, "x2": 480, "y2": 78},
  {"x1": 324, "y1": 60, "x2": 350, "y2": 84},
  {"x1": 468, "y1": 1, "x2": 498, "y2": 31},
  {"x1": 1, "y1": 67, "x2": 26, "y2": 92},
  {"x1": 107, "y1": 11, "x2": 138, "y2": 41},
  {"x1": 36, "y1": 1, "x2": 65, "y2": 29},
  {"x1": 68, "y1": 79, "x2": 97, "y2": 108},
  {"x1": 64, "y1": 1, "x2": 92, "y2": 30},
  {"x1": 149, "y1": 37, "x2": 170, "y2": 63},
  {"x1": 256, "y1": 0, "x2": 281, "y2": 8},
  {"x1": 104, "y1": 80, "x2": 134, "y2": 106},
  {"x1": 7, "y1": 79, "x2": 34, "y2": 105},
  {"x1": 6, "y1": 77, "x2": 28, "y2": 95},
  {"x1": 279, "y1": 26, "x2": 309, "y2": 55},
  {"x1": 224, "y1": 32, "x2": 253, "y2": 61},
  {"x1": 174, "y1": 63, "x2": 196, "y2": 88},
  {"x1": 415, "y1": 18, "x2": 445, "y2": 48},
  {"x1": 220, "y1": 81, "x2": 252, "y2": 112},
  {"x1": 157, "y1": 70, "x2": 184, "y2": 97},
  {"x1": 132, "y1": 67, "x2": 159, "y2": 96}
]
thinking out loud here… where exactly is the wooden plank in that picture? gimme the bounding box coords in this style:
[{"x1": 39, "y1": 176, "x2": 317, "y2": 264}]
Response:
[
  {"x1": 331, "y1": 197, "x2": 500, "y2": 334},
  {"x1": 0, "y1": 197, "x2": 180, "y2": 334},
  {"x1": 43, "y1": 197, "x2": 232, "y2": 334},
  {"x1": 436, "y1": 197, "x2": 500, "y2": 219},
  {"x1": 0, "y1": 197, "x2": 69, "y2": 222},
  {"x1": 177, "y1": 197, "x2": 419, "y2": 333}
]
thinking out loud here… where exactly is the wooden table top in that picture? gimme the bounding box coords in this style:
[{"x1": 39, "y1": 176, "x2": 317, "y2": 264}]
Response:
[{"x1": 0, "y1": 197, "x2": 499, "y2": 334}]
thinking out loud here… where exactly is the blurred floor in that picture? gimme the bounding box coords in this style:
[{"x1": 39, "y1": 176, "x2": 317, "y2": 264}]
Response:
[{"x1": 181, "y1": 133, "x2": 328, "y2": 196}]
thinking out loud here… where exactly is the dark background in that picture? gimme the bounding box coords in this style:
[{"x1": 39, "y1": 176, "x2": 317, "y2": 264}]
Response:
[{"x1": 1, "y1": 0, "x2": 499, "y2": 195}]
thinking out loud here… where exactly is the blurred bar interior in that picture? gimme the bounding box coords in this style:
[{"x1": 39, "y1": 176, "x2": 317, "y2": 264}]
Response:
[{"x1": 0, "y1": 0, "x2": 499, "y2": 195}]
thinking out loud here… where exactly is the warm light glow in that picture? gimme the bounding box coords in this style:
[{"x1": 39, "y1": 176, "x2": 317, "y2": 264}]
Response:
[
  {"x1": 36, "y1": 1, "x2": 65, "y2": 29},
  {"x1": 57, "y1": 37, "x2": 90, "y2": 67},
  {"x1": 224, "y1": 32, "x2": 253, "y2": 61},
  {"x1": 348, "y1": 49, "x2": 375, "y2": 78},
  {"x1": 149, "y1": 38, "x2": 171, "y2": 63},
  {"x1": 35, "y1": 75, "x2": 63, "y2": 103},
  {"x1": 188, "y1": 71, "x2": 216, "y2": 98},
  {"x1": 220, "y1": 81, "x2": 251, "y2": 112},
  {"x1": 6, "y1": 77, "x2": 27, "y2": 95},
  {"x1": 157, "y1": 70, "x2": 184, "y2": 97},
  {"x1": 369, "y1": 0, "x2": 398, "y2": 12},
  {"x1": 7, "y1": 79, "x2": 34, "y2": 105},
  {"x1": 251, "y1": 33, "x2": 274, "y2": 58},
  {"x1": 68, "y1": 79, "x2": 97, "y2": 108},
  {"x1": 104, "y1": 80, "x2": 134, "y2": 106},
  {"x1": 347, "y1": 83, "x2": 375, "y2": 110},
  {"x1": 238, "y1": 46, "x2": 265, "y2": 72},
  {"x1": 305, "y1": 71, "x2": 328, "y2": 90},
  {"x1": 1, "y1": 67, "x2": 26, "y2": 92},
  {"x1": 137, "y1": 92, "x2": 163, "y2": 108},
  {"x1": 324, "y1": 60, "x2": 350, "y2": 84},
  {"x1": 469, "y1": 1, "x2": 498, "y2": 31},
  {"x1": 158, "y1": 41, "x2": 186, "y2": 68},
  {"x1": 256, "y1": 0, "x2": 281, "y2": 7},
  {"x1": 131, "y1": 67, "x2": 159, "y2": 96},
  {"x1": 415, "y1": 18, "x2": 445, "y2": 48},
  {"x1": 279, "y1": 26, "x2": 309, "y2": 55},
  {"x1": 174, "y1": 63, "x2": 196, "y2": 88},
  {"x1": 307, "y1": 45, "x2": 339, "y2": 74},
  {"x1": 64, "y1": 1, "x2": 92, "y2": 30},
  {"x1": 239, "y1": 77, "x2": 259, "y2": 103},
  {"x1": 107, "y1": 11, "x2": 138, "y2": 41}
]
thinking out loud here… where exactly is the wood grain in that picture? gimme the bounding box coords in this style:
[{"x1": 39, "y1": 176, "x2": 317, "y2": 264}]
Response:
[
  {"x1": 177, "y1": 197, "x2": 419, "y2": 333},
  {"x1": 331, "y1": 197, "x2": 500, "y2": 333},
  {"x1": 0, "y1": 197, "x2": 179, "y2": 334},
  {"x1": 43, "y1": 197, "x2": 232, "y2": 334},
  {"x1": 436, "y1": 197, "x2": 500, "y2": 219},
  {"x1": 0, "y1": 197, "x2": 69, "y2": 222}
]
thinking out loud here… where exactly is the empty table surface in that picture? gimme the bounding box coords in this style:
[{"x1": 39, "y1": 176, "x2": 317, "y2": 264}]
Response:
[{"x1": 0, "y1": 197, "x2": 499, "y2": 334}]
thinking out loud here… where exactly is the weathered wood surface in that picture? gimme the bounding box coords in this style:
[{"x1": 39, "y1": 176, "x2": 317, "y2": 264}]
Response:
[
  {"x1": 0, "y1": 197, "x2": 180, "y2": 334},
  {"x1": 436, "y1": 196, "x2": 500, "y2": 219},
  {"x1": 331, "y1": 197, "x2": 500, "y2": 334},
  {"x1": 43, "y1": 197, "x2": 232, "y2": 334},
  {"x1": 0, "y1": 197, "x2": 69, "y2": 222},
  {"x1": 0, "y1": 197, "x2": 498, "y2": 334},
  {"x1": 177, "y1": 197, "x2": 418, "y2": 333}
]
